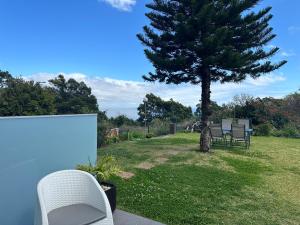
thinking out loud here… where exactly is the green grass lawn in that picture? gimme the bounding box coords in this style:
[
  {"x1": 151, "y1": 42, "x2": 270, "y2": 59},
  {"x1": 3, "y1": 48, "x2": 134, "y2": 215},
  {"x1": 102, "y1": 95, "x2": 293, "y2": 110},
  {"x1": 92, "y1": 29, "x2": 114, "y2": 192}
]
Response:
[{"x1": 99, "y1": 133, "x2": 300, "y2": 225}]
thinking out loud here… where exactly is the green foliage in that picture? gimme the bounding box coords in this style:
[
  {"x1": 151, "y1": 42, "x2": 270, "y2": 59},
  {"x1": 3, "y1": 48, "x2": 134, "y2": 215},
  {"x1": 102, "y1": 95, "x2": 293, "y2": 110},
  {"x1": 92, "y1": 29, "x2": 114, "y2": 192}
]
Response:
[
  {"x1": 145, "y1": 133, "x2": 154, "y2": 138},
  {"x1": 272, "y1": 124, "x2": 300, "y2": 138},
  {"x1": 149, "y1": 118, "x2": 170, "y2": 136},
  {"x1": 138, "y1": 1, "x2": 286, "y2": 84},
  {"x1": 195, "y1": 100, "x2": 222, "y2": 121},
  {"x1": 49, "y1": 75, "x2": 99, "y2": 114},
  {"x1": 77, "y1": 155, "x2": 121, "y2": 182},
  {"x1": 195, "y1": 93, "x2": 299, "y2": 137},
  {"x1": 97, "y1": 111, "x2": 111, "y2": 147},
  {"x1": 137, "y1": 93, "x2": 192, "y2": 124},
  {"x1": 283, "y1": 91, "x2": 300, "y2": 125},
  {"x1": 109, "y1": 115, "x2": 137, "y2": 127},
  {"x1": 0, "y1": 71, "x2": 99, "y2": 117},
  {"x1": 128, "y1": 130, "x2": 145, "y2": 140},
  {"x1": 254, "y1": 123, "x2": 272, "y2": 136},
  {"x1": 105, "y1": 136, "x2": 120, "y2": 145},
  {"x1": 0, "y1": 71, "x2": 56, "y2": 116}
]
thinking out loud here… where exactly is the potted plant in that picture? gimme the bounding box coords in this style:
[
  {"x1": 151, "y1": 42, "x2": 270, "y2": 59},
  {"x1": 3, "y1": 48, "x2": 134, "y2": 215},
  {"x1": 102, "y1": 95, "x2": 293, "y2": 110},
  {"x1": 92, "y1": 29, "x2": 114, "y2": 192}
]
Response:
[{"x1": 77, "y1": 156, "x2": 120, "y2": 212}]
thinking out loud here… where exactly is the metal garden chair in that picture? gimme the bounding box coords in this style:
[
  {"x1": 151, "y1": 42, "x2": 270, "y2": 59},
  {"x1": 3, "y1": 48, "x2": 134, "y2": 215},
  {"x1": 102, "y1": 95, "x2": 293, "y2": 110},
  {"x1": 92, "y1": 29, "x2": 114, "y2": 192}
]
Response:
[
  {"x1": 230, "y1": 124, "x2": 250, "y2": 149},
  {"x1": 209, "y1": 124, "x2": 226, "y2": 146},
  {"x1": 222, "y1": 118, "x2": 233, "y2": 133},
  {"x1": 238, "y1": 119, "x2": 250, "y2": 130}
]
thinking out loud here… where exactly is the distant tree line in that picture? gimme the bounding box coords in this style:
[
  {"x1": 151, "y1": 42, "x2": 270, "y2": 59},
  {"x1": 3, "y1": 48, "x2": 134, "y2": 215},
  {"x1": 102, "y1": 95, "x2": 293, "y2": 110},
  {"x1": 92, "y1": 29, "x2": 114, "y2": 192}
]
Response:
[
  {"x1": 0, "y1": 70, "x2": 140, "y2": 146},
  {"x1": 0, "y1": 71, "x2": 99, "y2": 116},
  {"x1": 1, "y1": 70, "x2": 299, "y2": 145},
  {"x1": 195, "y1": 92, "x2": 300, "y2": 136},
  {"x1": 137, "y1": 93, "x2": 193, "y2": 124}
]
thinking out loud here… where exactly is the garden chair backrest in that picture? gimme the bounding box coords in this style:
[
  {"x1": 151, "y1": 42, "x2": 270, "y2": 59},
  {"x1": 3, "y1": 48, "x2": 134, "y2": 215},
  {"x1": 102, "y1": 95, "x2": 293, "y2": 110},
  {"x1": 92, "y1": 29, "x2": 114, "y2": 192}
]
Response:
[
  {"x1": 238, "y1": 119, "x2": 250, "y2": 130},
  {"x1": 222, "y1": 118, "x2": 233, "y2": 131},
  {"x1": 210, "y1": 124, "x2": 223, "y2": 138},
  {"x1": 231, "y1": 124, "x2": 245, "y2": 140}
]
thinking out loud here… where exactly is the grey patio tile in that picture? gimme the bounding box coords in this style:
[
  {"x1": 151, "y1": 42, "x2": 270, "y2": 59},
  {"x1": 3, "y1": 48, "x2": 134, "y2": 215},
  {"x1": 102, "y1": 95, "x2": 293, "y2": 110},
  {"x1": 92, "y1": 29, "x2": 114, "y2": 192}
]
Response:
[{"x1": 113, "y1": 209, "x2": 165, "y2": 225}]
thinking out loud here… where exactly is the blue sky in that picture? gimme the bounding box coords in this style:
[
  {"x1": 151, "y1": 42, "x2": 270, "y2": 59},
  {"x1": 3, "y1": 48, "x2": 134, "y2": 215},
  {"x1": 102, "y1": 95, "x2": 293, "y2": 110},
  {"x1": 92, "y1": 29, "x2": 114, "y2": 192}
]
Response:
[{"x1": 0, "y1": 0, "x2": 299, "y2": 118}]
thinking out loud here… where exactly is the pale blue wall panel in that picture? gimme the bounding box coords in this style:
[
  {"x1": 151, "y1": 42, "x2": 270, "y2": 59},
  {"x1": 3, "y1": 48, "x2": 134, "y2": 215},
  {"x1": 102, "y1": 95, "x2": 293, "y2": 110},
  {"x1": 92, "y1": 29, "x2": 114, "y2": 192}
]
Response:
[{"x1": 0, "y1": 114, "x2": 97, "y2": 225}]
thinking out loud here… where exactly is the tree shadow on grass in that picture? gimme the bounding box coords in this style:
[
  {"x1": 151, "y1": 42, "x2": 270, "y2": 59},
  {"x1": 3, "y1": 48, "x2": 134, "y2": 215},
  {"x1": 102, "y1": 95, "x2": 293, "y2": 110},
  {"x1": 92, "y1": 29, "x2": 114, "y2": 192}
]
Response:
[
  {"x1": 211, "y1": 144, "x2": 272, "y2": 160},
  {"x1": 136, "y1": 137, "x2": 199, "y2": 146}
]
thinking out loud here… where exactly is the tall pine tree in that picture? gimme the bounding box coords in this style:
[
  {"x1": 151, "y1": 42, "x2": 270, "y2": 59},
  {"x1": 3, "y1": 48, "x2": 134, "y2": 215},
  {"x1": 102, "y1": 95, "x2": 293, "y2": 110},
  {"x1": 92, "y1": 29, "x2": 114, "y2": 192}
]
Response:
[{"x1": 137, "y1": 0, "x2": 286, "y2": 152}]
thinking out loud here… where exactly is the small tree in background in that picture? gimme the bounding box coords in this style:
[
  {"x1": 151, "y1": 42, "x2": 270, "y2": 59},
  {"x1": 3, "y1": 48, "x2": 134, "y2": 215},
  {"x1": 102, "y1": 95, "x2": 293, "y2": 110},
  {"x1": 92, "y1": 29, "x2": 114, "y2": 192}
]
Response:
[
  {"x1": 0, "y1": 71, "x2": 56, "y2": 116},
  {"x1": 137, "y1": 93, "x2": 193, "y2": 124},
  {"x1": 138, "y1": 0, "x2": 286, "y2": 152},
  {"x1": 49, "y1": 75, "x2": 99, "y2": 114}
]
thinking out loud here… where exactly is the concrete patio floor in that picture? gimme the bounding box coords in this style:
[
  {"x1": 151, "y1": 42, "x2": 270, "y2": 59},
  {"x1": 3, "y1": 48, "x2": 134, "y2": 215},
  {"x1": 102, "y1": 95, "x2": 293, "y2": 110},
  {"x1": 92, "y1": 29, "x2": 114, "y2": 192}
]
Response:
[{"x1": 113, "y1": 209, "x2": 165, "y2": 225}]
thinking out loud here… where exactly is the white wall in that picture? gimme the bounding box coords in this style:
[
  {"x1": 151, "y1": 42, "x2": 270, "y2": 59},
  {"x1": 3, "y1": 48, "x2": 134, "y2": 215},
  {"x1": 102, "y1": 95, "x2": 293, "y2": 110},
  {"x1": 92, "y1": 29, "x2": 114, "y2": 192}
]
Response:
[{"x1": 0, "y1": 114, "x2": 97, "y2": 225}]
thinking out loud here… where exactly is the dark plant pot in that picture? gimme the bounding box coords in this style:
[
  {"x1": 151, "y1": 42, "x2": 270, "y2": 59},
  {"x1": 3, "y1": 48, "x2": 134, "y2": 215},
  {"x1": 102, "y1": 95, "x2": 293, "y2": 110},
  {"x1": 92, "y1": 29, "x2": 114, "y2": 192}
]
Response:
[{"x1": 100, "y1": 181, "x2": 117, "y2": 212}]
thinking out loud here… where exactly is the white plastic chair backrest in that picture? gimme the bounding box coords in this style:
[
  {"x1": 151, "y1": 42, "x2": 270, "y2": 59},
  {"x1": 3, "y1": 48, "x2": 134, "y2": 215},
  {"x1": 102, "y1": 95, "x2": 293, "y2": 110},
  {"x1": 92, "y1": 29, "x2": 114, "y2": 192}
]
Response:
[
  {"x1": 222, "y1": 118, "x2": 233, "y2": 131},
  {"x1": 238, "y1": 119, "x2": 250, "y2": 130},
  {"x1": 38, "y1": 170, "x2": 95, "y2": 213}
]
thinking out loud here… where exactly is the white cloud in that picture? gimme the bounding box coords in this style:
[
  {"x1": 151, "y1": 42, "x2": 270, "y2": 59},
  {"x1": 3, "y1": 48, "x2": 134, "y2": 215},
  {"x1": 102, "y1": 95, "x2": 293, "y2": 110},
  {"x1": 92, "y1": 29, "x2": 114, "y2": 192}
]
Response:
[
  {"x1": 281, "y1": 51, "x2": 296, "y2": 57},
  {"x1": 26, "y1": 72, "x2": 287, "y2": 119},
  {"x1": 245, "y1": 74, "x2": 285, "y2": 86},
  {"x1": 266, "y1": 44, "x2": 276, "y2": 49},
  {"x1": 266, "y1": 45, "x2": 296, "y2": 58},
  {"x1": 100, "y1": 0, "x2": 136, "y2": 11},
  {"x1": 288, "y1": 26, "x2": 300, "y2": 34}
]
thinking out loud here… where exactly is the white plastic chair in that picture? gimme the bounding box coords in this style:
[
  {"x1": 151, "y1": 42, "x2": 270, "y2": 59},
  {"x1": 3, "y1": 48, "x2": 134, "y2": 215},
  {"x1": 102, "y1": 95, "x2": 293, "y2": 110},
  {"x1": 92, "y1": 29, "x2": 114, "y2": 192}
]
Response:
[{"x1": 35, "y1": 170, "x2": 114, "y2": 225}]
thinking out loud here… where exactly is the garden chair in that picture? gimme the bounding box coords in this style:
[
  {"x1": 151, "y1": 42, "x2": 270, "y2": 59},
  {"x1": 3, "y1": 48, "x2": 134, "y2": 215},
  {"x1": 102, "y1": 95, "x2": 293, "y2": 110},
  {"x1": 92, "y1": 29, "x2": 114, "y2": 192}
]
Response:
[
  {"x1": 209, "y1": 124, "x2": 226, "y2": 146},
  {"x1": 230, "y1": 124, "x2": 250, "y2": 149},
  {"x1": 238, "y1": 119, "x2": 252, "y2": 145},
  {"x1": 222, "y1": 118, "x2": 233, "y2": 133},
  {"x1": 238, "y1": 119, "x2": 250, "y2": 130},
  {"x1": 35, "y1": 170, "x2": 114, "y2": 225}
]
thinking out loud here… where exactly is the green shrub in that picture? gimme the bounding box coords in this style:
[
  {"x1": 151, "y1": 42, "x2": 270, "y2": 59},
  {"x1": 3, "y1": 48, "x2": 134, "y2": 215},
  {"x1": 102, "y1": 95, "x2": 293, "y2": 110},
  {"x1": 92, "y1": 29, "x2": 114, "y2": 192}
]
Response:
[
  {"x1": 145, "y1": 133, "x2": 154, "y2": 138},
  {"x1": 119, "y1": 125, "x2": 145, "y2": 140},
  {"x1": 131, "y1": 130, "x2": 145, "y2": 139},
  {"x1": 119, "y1": 131, "x2": 129, "y2": 141},
  {"x1": 272, "y1": 124, "x2": 300, "y2": 138},
  {"x1": 254, "y1": 123, "x2": 272, "y2": 136},
  {"x1": 97, "y1": 121, "x2": 110, "y2": 147},
  {"x1": 150, "y1": 118, "x2": 170, "y2": 136},
  {"x1": 104, "y1": 136, "x2": 119, "y2": 145},
  {"x1": 77, "y1": 155, "x2": 121, "y2": 182}
]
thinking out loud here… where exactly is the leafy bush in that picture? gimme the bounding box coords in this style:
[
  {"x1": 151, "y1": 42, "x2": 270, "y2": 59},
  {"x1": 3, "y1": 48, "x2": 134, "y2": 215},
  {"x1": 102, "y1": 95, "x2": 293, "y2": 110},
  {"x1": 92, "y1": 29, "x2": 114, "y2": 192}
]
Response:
[
  {"x1": 150, "y1": 118, "x2": 170, "y2": 136},
  {"x1": 130, "y1": 130, "x2": 145, "y2": 139},
  {"x1": 146, "y1": 133, "x2": 154, "y2": 138},
  {"x1": 119, "y1": 125, "x2": 145, "y2": 140},
  {"x1": 97, "y1": 111, "x2": 112, "y2": 147},
  {"x1": 77, "y1": 155, "x2": 121, "y2": 182},
  {"x1": 254, "y1": 123, "x2": 272, "y2": 136},
  {"x1": 105, "y1": 136, "x2": 119, "y2": 145},
  {"x1": 109, "y1": 115, "x2": 138, "y2": 127},
  {"x1": 119, "y1": 131, "x2": 129, "y2": 141},
  {"x1": 272, "y1": 124, "x2": 300, "y2": 138}
]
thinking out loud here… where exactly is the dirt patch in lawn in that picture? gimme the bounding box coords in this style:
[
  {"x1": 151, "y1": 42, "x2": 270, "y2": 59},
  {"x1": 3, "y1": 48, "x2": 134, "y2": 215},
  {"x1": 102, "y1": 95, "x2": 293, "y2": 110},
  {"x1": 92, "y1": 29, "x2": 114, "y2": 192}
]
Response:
[
  {"x1": 118, "y1": 171, "x2": 135, "y2": 180},
  {"x1": 155, "y1": 157, "x2": 169, "y2": 164},
  {"x1": 166, "y1": 150, "x2": 180, "y2": 155},
  {"x1": 135, "y1": 162, "x2": 155, "y2": 170}
]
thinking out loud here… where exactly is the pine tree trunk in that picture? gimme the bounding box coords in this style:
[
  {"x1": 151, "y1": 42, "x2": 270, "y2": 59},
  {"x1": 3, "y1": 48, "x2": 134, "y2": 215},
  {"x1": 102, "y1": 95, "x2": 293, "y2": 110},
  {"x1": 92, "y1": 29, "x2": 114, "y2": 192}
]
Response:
[{"x1": 200, "y1": 69, "x2": 211, "y2": 152}]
